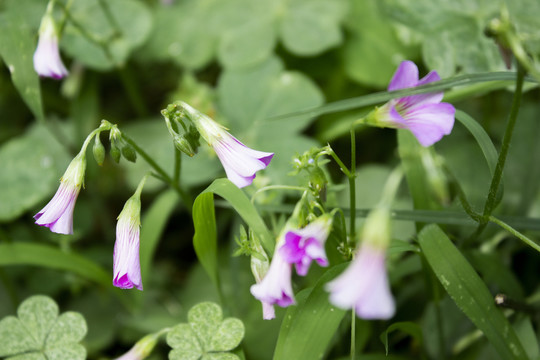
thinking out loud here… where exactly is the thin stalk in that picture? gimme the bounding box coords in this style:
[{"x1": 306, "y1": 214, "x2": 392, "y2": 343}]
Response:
[
  {"x1": 251, "y1": 185, "x2": 306, "y2": 205},
  {"x1": 121, "y1": 133, "x2": 193, "y2": 211},
  {"x1": 489, "y1": 216, "x2": 540, "y2": 253},
  {"x1": 174, "y1": 147, "x2": 181, "y2": 186},
  {"x1": 349, "y1": 129, "x2": 357, "y2": 245},
  {"x1": 350, "y1": 309, "x2": 356, "y2": 360}
]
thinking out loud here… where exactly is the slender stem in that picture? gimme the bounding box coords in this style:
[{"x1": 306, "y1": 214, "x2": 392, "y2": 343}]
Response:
[
  {"x1": 349, "y1": 128, "x2": 357, "y2": 245},
  {"x1": 482, "y1": 66, "x2": 525, "y2": 220},
  {"x1": 121, "y1": 133, "x2": 193, "y2": 211},
  {"x1": 489, "y1": 216, "x2": 540, "y2": 253},
  {"x1": 350, "y1": 309, "x2": 356, "y2": 360},
  {"x1": 174, "y1": 148, "x2": 181, "y2": 186},
  {"x1": 327, "y1": 148, "x2": 351, "y2": 178}
]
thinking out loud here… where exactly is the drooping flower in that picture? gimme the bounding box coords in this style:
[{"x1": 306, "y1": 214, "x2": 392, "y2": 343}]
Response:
[
  {"x1": 250, "y1": 243, "x2": 295, "y2": 313},
  {"x1": 326, "y1": 243, "x2": 395, "y2": 319},
  {"x1": 280, "y1": 214, "x2": 332, "y2": 276},
  {"x1": 250, "y1": 238, "x2": 277, "y2": 320},
  {"x1": 33, "y1": 8, "x2": 68, "y2": 79},
  {"x1": 113, "y1": 176, "x2": 147, "y2": 291},
  {"x1": 325, "y1": 208, "x2": 395, "y2": 320},
  {"x1": 34, "y1": 152, "x2": 86, "y2": 235},
  {"x1": 365, "y1": 60, "x2": 455, "y2": 147},
  {"x1": 183, "y1": 102, "x2": 274, "y2": 188}
]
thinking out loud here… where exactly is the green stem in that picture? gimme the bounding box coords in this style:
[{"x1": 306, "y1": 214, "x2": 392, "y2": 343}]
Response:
[
  {"x1": 326, "y1": 147, "x2": 351, "y2": 178},
  {"x1": 476, "y1": 65, "x2": 525, "y2": 236},
  {"x1": 349, "y1": 128, "x2": 357, "y2": 245},
  {"x1": 350, "y1": 309, "x2": 356, "y2": 360},
  {"x1": 121, "y1": 133, "x2": 193, "y2": 211},
  {"x1": 174, "y1": 148, "x2": 181, "y2": 186},
  {"x1": 489, "y1": 216, "x2": 540, "y2": 253},
  {"x1": 251, "y1": 185, "x2": 306, "y2": 205}
]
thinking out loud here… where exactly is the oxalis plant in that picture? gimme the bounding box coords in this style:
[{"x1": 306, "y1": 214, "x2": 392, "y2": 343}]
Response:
[{"x1": 0, "y1": 0, "x2": 539, "y2": 359}]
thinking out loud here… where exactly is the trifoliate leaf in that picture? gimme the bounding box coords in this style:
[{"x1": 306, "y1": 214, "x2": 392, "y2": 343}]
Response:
[
  {"x1": 167, "y1": 302, "x2": 244, "y2": 360},
  {"x1": 0, "y1": 295, "x2": 87, "y2": 360}
]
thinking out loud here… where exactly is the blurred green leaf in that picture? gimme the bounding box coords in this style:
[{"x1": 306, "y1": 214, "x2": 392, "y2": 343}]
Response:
[
  {"x1": 380, "y1": 321, "x2": 423, "y2": 355},
  {"x1": 167, "y1": 302, "x2": 244, "y2": 360},
  {"x1": 0, "y1": 9, "x2": 44, "y2": 120},
  {"x1": 193, "y1": 192, "x2": 219, "y2": 288},
  {"x1": 273, "y1": 263, "x2": 347, "y2": 360},
  {"x1": 62, "y1": 0, "x2": 152, "y2": 70},
  {"x1": 0, "y1": 295, "x2": 87, "y2": 360},
  {"x1": 418, "y1": 225, "x2": 527, "y2": 360},
  {"x1": 0, "y1": 124, "x2": 70, "y2": 221}
]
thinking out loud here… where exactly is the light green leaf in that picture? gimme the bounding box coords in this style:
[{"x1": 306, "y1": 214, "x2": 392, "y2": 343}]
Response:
[
  {"x1": 192, "y1": 192, "x2": 219, "y2": 288},
  {"x1": 0, "y1": 123, "x2": 70, "y2": 221},
  {"x1": 62, "y1": 0, "x2": 152, "y2": 70},
  {"x1": 0, "y1": 296, "x2": 87, "y2": 360},
  {"x1": 279, "y1": 0, "x2": 346, "y2": 56},
  {"x1": 273, "y1": 264, "x2": 347, "y2": 360},
  {"x1": 210, "y1": 318, "x2": 244, "y2": 352},
  {"x1": 167, "y1": 302, "x2": 245, "y2": 360},
  {"x1": 0, "y1": 8, "x2": 44, "y2": 120},
  {"x1": 418, "y1": 225, "x2": 527, "y2": 360}
]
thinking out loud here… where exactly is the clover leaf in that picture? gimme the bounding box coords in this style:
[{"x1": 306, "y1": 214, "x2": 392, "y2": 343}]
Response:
[
  {"x1": 0, "y1": 295, "x2": 87, "y2": 360},
  {"x1": 166, "y1": 302, "x2": 244, "y2": 360}
]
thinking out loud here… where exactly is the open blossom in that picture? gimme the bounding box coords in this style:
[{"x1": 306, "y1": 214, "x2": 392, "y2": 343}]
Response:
[
  {"x1": 326, "y1": 208, "x2": 395, "y2": 320},
  {"x1": 326, "y1": 244, "x2": 395, "y2": 319},
  {"x1": 184, "y1": 102, "x2": 274, "y2": 188},
  {"x1": 250, "y1": 245, "x2": 295, "y2": 315},
  {"x1": 113, "y1": 180, "x2": 145, "y2": 291},
  {"x1": 33, "y1": 14, "x2": 68, "y2": 79},
  {"x1": 280, "y1": 214, "x2": 332, "y2": 276},
  {"x1": 366, "y1": 60, "x2": 455, "y2": 147},
  {"x1": 34, "y1": 153, "x2": 86, "y2": 235}
]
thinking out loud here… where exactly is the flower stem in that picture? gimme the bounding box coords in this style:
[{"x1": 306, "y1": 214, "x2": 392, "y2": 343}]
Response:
[
  {"x1": 121, "y1": 132, "x2": 193, "y2": 211},
  {"x1": 489, "y1": 216, "x2": 540, "y2": 253},
  {"x1": 349, "y1": 128, "x2": 357, "y2": 246},
  {"x1": 174, "y1": 147, "x2": 182, "y2": 186},
  {"x1": 350, "y1": 308, "x2": 356, "y2": 360},
  {"x1": 476, "y1": 65, "x2": 525, "y2": 236}
]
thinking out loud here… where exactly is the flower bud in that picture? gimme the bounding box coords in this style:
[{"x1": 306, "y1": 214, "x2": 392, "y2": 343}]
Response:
[
  {"x1": 122, "y1": 143, "x2": 137, "y2": 163},
  {"x1": 93, "y1": 135, "x2": 105, "y2": 166},
  {"x1": 110, "y1": 142, "x2": 121, "y2": 163},
  {"x1": 173, "y1": 135, "x2": 196, "y2": 157}
]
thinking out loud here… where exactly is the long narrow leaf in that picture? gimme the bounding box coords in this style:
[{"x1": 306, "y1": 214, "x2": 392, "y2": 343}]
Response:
[
  {"x1": 273, "y1": 264, "x2": 347, "y2": 360},
  {"x1": 418, "y1": 225, "x2": 527, "y2": 360}
]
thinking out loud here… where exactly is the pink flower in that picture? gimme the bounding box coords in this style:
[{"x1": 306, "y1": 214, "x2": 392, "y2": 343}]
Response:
[
  {"x1": 326, "y1": 244, "x2": 395, "y2": 320},
  {"x1": 250, "y1": 248, "x2": 295, "y2": 313},
  {"x1": 367, "y1": 60, "x2": 455, "y2": 147},
  {"x1": 184, "y1": 102, "x2": 274, "y2": 188},
  {"x1": 34, "y1": 153, "x2": 86, "y2": 235},
  {"x1": 113, "y1": 181, "x2": 145, "y2": 291},
  {"x1": 33, "y1": 15, "x2": 68, "y2": 79},
  {"x1": 279, "y1": 215, "x2": 332, "y2": 276}
]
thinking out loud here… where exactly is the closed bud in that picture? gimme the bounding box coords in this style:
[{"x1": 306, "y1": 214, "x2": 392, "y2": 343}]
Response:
[
  {"x1": 173, "y1": 135, "x2": 196, "y2": 157},
  {"x1": 93, "y1": 135, "x2": 105, "y2": 166},
  {"x1": 110, "y1": 142, "x2": 121, "y2": 163},
  {"x1": 309, "y1": 167, "x2": 327, "y2": 200},
  {"x1": 122, "y1": 143, "x2": 137, "y2": 163}
]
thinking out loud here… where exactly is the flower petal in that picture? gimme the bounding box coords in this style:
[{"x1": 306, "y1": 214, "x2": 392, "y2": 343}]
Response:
[
  {"x1": 404, "y1": 103, "x2": 456, "y2": 147},
  {"x1": 388, "y1": 61, "x2": 419, "y2": 91}
]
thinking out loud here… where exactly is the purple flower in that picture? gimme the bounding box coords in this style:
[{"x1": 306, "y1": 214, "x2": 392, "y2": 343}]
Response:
[
  {"x1": 280, "y1": 215, "x2": 332, "y2": 276},
  {"x1": 326, "y1": 244, "x2": 395, "y2": 320},
  {"x1": 367, "y1": 60, "x2": 455, "y2": 147},
  {"x1": 113, "y1": 183, "x2": 145, "y2": 291},
  {"x1": 33, "y1": 15, "x2": 68, "y2": 79},
  {"x1": 34, "y1": 153, "x2": 86, "y2": 235},
  {"x1": 250, "y1": 247, "x2": 295, "y2": 313},
  {"x1": 186, "y1": 102, "x2": 274, "y2": 188}
]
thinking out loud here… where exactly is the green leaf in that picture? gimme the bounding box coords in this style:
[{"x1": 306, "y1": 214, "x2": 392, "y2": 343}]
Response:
[
  {"x1": 0, "y1": 124, "x2": 70, "y2": 221},
  {"x1": 167, "y1": 302, "x2": 244, "y2": 360},
  {"x1": 380, "y1": 321, "x2": 423, "y2": 355},
  {"x1": 0, "y1": 243, "x2": 111, "y2": 289},
  {"x1": 418, "y1": 225, "x2": 527, "y2": 360},
  {"x1": 0, "y1": 295, "x2": 87, "y2": 359},
  {"x1": 279, "y1": 0, "x2": 347, "y2": 56},
  {"x1": 273, "y1": 264, "x2": 347, "y2": 360},
  {"x1": 192, "y1": 192, "x2": 219, "y2": 288},
  {"x1": 62, "y1": 0, "x2": 152, "y2": 70},
  {"x1": 0, "y1": 7, "x2": 44, "y2": 121}
]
